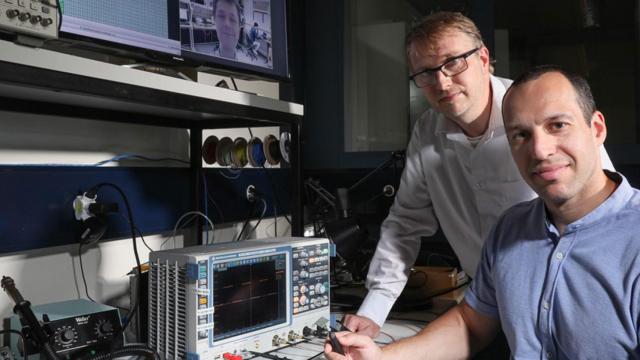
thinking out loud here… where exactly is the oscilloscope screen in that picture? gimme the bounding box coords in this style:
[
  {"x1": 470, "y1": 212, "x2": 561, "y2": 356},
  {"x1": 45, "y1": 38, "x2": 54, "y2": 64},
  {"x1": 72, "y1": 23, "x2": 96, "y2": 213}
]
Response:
[{"x1": 212, "y1": 253, "x2": 287, "y2": 340}]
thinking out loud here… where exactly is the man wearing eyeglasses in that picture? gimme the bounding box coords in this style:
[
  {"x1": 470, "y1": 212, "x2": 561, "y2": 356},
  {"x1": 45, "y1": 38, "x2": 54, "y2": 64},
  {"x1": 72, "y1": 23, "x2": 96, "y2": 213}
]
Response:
[
  {"x1": 342, "y1": 11, "x2": 614, "y2": 345},
  {"x1": 328, "y1": 65, "x2": 639, "y2": 360}
]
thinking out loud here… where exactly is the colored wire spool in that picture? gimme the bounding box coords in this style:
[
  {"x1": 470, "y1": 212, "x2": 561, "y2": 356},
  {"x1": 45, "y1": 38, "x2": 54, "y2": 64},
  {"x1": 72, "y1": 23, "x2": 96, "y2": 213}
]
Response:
[
  {"x1": 216, "y1": 136, "x2": 234, "y2": 167},
  {"x1": 202, "y1": 135, "x2": 219, "y2": 165},
  {"x1": 231, "y1": 137, "x2": 248, "y2": 168},
  {"x1": 247, "y1": 137, "x2": 265, "y2": 167},
  {"x1": 263, "y1": 134, "x2": 282, "y2": 166},
  {"x1": 279, "y1": 131, "x2": 291, "y2": 163}
]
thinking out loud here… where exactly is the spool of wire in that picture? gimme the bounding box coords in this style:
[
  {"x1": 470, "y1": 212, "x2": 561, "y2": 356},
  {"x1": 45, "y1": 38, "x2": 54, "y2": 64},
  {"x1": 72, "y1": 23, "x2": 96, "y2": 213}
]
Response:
[
  {"x1": 247, "y1": 137, "x2": 265, "y2": 167},
  {"x1": 263, "y1": 134, "x2": 282, "y2": 166},
  {"x1": 216, "y1": 136, "x2": 234, "y2": 167},
  {"x1": 231, "y1": 137, "x2": 248, "y2": 168},
  {"x1": 279, "y1": 131, "x2": 291, "y2": 163},
  {"x1": 202, "y1": 135, "x2": 219, "y2": 165}
]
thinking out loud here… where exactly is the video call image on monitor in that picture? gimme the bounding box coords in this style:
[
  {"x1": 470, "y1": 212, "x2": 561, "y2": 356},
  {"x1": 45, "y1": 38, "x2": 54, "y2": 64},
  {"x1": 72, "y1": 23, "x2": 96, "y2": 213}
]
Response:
[{"x1": 180, "y1": 0, "x2": 274, "y2": 69}]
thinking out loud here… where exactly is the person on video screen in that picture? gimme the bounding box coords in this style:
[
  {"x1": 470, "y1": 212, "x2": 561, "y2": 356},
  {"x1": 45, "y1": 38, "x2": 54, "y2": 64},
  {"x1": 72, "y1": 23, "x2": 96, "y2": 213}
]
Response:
[{"x1": 213, "y1": 0, "x2": 242, "y2": 60}]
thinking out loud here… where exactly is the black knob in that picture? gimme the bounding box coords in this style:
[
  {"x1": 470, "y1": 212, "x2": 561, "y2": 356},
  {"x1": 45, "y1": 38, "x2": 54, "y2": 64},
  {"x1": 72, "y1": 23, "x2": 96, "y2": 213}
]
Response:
[
  {"x1": 30, "y1": 15, "x2": 42, "y2": 24},
  {"x1": 60, "y1": 329, "x2": 75, "y2": 343},
  {"x1": 99, "y1": 321, "x2": 114, "y2": 334},
  {"x1": 6, "y1": 9, "x2": 19, "y2": 18},
  {"x1": 18, "y1": 12, "x2": 31, "y2": 22},
  {"x1": 40, "y1": 18, "x2": 53, "y2": 26}
]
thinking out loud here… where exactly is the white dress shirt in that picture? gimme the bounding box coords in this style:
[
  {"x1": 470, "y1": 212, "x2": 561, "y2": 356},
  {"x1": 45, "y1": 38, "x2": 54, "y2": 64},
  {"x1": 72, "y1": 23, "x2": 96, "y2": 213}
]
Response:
[{"x1": 357, "y1": 75, "x2": 614, "y2": 326}]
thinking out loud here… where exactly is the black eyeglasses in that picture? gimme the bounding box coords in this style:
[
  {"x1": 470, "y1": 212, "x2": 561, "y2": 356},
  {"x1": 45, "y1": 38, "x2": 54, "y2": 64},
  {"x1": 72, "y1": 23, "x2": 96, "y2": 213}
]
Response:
[{"x1": 409, "y1": 47, "x2": 481, "y2": 88}]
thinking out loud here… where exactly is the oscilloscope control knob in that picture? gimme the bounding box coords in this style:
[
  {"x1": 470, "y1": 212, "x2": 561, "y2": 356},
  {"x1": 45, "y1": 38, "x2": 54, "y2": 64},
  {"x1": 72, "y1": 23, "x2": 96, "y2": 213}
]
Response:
[
  {"x1": 6, "y1": 9, "x2": 19, "y2": 19},
  {"x1": 29, "y1": 15, "x2": 42, "y2": 24},
  {"x1": 18, "y1": 12, "x2": 30, "y2": 22},
  {"x1": 40, "y1": 18, "x2": 53, "y2": 26}
]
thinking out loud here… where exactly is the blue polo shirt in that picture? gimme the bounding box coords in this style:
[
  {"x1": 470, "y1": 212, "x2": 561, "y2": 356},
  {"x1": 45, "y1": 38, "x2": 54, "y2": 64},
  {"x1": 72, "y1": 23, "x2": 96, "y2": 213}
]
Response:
[{"x1": 466, "y1": 172, "x2": 640, "y2": 359}]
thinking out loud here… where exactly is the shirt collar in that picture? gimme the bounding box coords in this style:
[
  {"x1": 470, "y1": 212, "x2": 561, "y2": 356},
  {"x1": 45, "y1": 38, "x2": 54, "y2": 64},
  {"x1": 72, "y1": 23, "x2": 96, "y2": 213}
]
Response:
[
  {"x1": 437, "y1": 75, "x2": 507, "y2": 144},
  {"x1": 544, "y1": 171, "x2": 632, "y2": 235}
]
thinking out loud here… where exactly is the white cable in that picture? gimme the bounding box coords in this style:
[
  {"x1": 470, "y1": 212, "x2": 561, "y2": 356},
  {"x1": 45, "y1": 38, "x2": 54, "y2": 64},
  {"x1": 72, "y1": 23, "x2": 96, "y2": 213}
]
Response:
[{"x1": 161, "y1": 211, "x2": 216, "y2": 249}]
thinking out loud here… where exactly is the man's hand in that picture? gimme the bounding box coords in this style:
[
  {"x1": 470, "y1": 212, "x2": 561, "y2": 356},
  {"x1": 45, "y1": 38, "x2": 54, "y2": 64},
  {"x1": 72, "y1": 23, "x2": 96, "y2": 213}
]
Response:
[
  {"x1": 342, "y1": 314, "x2": 381, "y2": 338},
  {"x1": 324, "y1": 331, "x2": 382, "y2": 360}
]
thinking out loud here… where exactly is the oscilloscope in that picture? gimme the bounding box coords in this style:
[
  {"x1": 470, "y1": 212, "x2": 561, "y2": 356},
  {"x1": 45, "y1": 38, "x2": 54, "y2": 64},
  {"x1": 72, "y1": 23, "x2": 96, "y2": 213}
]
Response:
[{"x1": 148, "y1": 237, "x2": 331, "y2": 360}]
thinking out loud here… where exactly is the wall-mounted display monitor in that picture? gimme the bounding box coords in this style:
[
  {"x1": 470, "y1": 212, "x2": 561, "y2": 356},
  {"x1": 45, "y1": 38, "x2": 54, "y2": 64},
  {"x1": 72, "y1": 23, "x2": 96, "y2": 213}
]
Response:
[{"x1": 57, "y1": 0, "x2": 289, "y2": 80}]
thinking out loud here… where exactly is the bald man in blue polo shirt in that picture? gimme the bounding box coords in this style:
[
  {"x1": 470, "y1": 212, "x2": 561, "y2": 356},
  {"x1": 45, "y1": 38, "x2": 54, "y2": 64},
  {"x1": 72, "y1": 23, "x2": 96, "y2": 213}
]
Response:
[{"x1": 325, "y1": 66, "x2": 640, "y2": 359}]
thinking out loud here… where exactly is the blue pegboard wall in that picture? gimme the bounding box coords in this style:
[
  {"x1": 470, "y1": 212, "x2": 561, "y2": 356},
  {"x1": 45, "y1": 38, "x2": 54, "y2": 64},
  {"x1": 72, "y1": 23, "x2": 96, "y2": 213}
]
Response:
[
  {"x1": 202, "y1": 168, "x2": 291, "y2": 224},
  {"x1": 0, "y1": 166, "x2": 291, "y2": 254}
]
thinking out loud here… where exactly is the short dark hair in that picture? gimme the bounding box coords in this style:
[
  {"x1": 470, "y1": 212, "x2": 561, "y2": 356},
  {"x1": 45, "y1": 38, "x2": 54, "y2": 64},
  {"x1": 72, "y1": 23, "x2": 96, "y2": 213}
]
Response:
[{"x1": 505, "y1": 65, "x2": 596, "y2": 124}]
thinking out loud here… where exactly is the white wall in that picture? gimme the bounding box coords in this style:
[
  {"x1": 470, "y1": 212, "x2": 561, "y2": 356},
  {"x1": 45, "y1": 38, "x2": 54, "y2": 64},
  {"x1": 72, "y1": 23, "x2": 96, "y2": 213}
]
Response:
[{"x1": 0, "y1": 74, "x2": 290, "y2": 319}]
